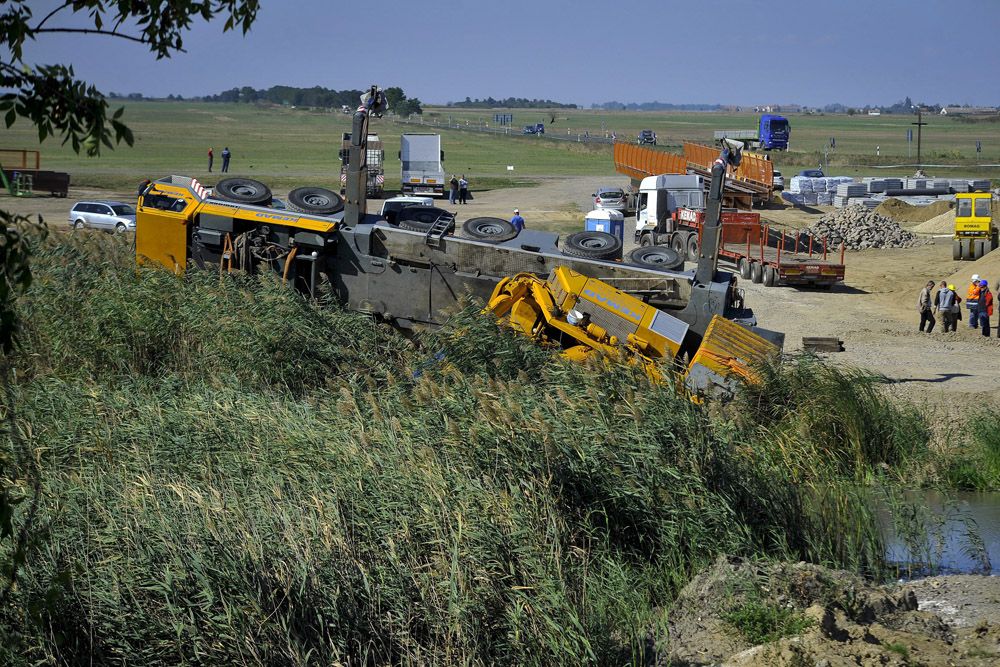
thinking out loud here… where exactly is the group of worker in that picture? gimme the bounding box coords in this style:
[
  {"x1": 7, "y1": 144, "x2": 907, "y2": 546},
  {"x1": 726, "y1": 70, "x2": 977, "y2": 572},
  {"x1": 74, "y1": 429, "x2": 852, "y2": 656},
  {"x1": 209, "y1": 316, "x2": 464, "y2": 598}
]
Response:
[{"x1": 918, "y1": 274, "x2": 995, "y2": 337}]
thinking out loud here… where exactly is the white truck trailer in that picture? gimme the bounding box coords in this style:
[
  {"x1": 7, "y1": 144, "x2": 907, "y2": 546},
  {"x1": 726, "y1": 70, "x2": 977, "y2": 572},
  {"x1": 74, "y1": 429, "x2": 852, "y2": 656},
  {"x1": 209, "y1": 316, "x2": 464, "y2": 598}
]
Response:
[{"x1": 399, "y1": 133, "x2": 445, "y2": 196}]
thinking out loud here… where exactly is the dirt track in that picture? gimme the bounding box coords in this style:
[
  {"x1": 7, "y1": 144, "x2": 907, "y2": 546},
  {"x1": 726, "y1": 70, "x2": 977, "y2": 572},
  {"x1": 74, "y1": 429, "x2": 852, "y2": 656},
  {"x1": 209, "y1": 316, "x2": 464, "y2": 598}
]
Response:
[{"x1": 6, "y1": 178, "x2": 999, "y2": 406}]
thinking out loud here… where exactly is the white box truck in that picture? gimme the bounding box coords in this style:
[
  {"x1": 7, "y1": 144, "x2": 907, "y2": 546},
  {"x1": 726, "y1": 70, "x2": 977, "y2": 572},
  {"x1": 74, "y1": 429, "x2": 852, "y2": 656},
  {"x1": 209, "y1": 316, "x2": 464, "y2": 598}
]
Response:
[{"x1": 399, "y1": 133, "x2": 445, "y2": 196}]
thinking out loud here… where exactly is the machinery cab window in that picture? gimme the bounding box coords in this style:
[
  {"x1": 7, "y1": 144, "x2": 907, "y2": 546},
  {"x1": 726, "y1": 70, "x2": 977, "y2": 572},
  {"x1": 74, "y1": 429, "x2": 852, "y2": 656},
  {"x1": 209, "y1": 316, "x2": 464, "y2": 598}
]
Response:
[
  {"x1": 143, "y1": 193, "x2": 187, "y2": 212},
  {"x1": 957, "y1": 198, "x2": 973, "y2": 218},
  {"x1": 974, "y1": 197, "x2": 990, "y2": 218}
]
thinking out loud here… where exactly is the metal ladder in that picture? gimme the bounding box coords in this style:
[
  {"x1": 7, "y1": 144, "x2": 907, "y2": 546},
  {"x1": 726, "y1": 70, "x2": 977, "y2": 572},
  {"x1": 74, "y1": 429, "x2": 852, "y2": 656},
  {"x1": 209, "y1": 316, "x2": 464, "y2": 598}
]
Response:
[{"x1": 424, "y1": 215, "x2": 453, "y2": 248}]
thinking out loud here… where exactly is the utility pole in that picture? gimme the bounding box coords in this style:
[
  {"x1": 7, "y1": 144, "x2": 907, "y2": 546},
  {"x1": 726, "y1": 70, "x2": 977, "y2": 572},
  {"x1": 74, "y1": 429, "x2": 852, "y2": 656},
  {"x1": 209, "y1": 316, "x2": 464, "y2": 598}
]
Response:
[{"x1": 911, "y1": 108, "x2": 927, "y2": 166}]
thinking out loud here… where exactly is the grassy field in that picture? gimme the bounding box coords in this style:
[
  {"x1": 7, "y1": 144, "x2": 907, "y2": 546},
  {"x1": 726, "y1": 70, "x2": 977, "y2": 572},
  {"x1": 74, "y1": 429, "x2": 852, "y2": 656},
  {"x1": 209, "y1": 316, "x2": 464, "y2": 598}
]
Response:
[
  {"x1": 2, "y1": 101, "x2": 998, "y2": 193},
  {"x1": 6, "y1": 230, "x2": 996, "y2": 664}
]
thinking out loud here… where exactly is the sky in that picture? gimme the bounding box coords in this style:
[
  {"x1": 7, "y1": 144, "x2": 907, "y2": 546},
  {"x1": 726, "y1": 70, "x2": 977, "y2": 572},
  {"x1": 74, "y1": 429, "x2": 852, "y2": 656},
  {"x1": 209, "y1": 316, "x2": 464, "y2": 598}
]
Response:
[{"x1": 17, "y1": 0, "x2": 1000, "y2": 108}]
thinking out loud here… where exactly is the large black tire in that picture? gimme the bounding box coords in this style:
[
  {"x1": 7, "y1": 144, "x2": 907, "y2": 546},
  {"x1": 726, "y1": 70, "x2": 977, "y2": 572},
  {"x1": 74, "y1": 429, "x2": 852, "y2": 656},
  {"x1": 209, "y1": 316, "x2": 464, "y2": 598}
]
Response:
[
  {"x1": 561, "y1": 231, "x2": 623, "y2": 260},
  {"x1": 750, "y1": 261, "x2": 764, "y2": 284},
  {"x1": 953, "y1": 240, "x2": 963, "y2": 261},
  {"x1": 626, "y1": 245, "x2": 684, "y2": 271},
  {"x1": 214, "y1": 178, "x2": 273, "y2": 206},
  {"x1": 763, "y1": 265, "x2": 778, "y2": 287},
  {"x1": 686, "y1": 234, "x2": 700, "y2": 262},
  {"x1": 670, "y1": 233, "x2": 687, "y2": 257},
  {"x1": 640, "y1": 234, "x2": 654, "y2": 247},
  {"x1": 287, "y1": 186, "x2": 344, "y2": 215},
  {"x1": 461, "y1": 217, "x2": 518, "y2": 242},
  {"x1": 397, "y1": 206, "x2": 455, "y2": 233},
  {"x1": 972, "y1": 240, "x2": 985, "y2": 260},
  {"x1": 738, "y1": 258, "x2": 752, "y2": 279}
]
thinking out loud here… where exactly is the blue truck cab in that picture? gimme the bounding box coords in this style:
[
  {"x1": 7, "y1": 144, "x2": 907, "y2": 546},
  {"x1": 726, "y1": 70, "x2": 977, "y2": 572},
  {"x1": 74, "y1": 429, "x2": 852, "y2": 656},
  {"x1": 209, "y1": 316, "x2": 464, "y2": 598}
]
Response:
[{"x1": 759, "y1": 114, "x2": 790, "y2": 151}]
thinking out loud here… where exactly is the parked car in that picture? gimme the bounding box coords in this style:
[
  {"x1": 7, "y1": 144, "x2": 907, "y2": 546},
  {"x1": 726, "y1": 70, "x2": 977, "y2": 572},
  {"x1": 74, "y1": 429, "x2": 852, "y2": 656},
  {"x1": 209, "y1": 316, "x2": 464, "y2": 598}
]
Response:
[
  {"x1": 68, "y1": 200, "x2": 136, "y2": 233},
  {"x1": 798, "y1": 169, "x2": 824, "y2": 178},
  {"x1": 592, "y1": 187, "x2": 628, "y2": 212},
  {"x1": 638, "y1": 129, "x2": 657, "y2": 145},
  {"x1": 772, "y1": 170, "x2": 784, "y2": 191},
  {"x1": 522, "y1": 123, "x2": 545, "y2": 135},
  {"x1": 379, "y1": 196, "x2": 434, "y2": 224}
]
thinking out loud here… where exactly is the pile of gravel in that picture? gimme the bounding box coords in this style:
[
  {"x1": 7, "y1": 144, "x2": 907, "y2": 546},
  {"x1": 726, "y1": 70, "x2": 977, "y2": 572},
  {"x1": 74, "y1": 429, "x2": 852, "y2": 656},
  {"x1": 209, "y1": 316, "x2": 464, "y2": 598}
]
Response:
[{"x1": 807, "y1": 205, "x2": 925, "y2": 249}]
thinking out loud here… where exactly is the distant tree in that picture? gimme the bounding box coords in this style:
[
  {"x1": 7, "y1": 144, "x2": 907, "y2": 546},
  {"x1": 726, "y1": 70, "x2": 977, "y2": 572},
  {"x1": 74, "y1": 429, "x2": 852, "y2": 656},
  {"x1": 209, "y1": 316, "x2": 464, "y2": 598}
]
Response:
[
  {"x1": 847, "y1": 108, "x2": 856, "y2": 116},
  {"x1": 384, "y1": 87, "x2": 406, "y2": 111}
]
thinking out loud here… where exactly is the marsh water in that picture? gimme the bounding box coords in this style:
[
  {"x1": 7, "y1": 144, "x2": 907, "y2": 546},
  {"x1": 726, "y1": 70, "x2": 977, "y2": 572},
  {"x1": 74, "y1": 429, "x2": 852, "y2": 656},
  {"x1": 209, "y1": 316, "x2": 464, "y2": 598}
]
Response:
[{"x1": 881, "y1": 490, "x2": 1000, "y2": 575}]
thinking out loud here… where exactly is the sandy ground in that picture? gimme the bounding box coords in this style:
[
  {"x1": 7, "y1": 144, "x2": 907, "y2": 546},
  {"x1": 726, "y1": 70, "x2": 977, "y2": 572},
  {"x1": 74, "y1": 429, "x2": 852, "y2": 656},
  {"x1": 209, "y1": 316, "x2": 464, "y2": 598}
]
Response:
[{"x1": 6, "y1": 178, "x2": 999, "y2": 406}]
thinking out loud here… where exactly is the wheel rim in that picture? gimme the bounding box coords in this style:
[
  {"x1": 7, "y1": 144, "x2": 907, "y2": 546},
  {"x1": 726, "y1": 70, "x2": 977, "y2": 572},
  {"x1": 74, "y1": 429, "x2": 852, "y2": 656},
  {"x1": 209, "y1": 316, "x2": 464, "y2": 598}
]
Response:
[
  {"x1": 232, "y1": 184, "x2": 262, "y2": 198},
  {"x1": 639, "y1": 250, "x2": 674, "y2": 265},
  {"x1": 579, "y1": 236, "x2": 611, "y2": 250},
  {"x1": 304, "y1": 193, "x2": 332, "y2": 207},
  {"x1": 475, "y1": 222, "x2": 507, "y2": 236},
  {"x1": 75, "y1": 221, "x2": 84, "y2": 229}
]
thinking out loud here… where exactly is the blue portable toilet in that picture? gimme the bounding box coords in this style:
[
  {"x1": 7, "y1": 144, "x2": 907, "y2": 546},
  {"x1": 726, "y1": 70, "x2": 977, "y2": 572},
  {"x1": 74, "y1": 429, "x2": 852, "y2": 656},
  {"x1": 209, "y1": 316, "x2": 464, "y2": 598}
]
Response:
[{"x1": 584, "y1": 209, "x2": 624, "y2": 241}]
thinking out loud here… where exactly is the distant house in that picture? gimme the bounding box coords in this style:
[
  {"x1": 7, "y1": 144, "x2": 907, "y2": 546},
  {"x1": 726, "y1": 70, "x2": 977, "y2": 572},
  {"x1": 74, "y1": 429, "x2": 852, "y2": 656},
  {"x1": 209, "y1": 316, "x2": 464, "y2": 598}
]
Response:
[
  {"x1": 868, "y1": 109, "x2": 881, "y2": 116},
  {"x1": 940, "y1": 106, "x2": 999, "y2": 116}
]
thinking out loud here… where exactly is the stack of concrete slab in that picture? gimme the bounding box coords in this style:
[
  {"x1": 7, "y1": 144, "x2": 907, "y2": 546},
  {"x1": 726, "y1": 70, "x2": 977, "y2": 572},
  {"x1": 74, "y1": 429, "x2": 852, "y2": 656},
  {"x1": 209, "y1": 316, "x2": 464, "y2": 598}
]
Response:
[
  {"x1": 970, "y1": 179, "x2": 991, "y2": 191},
  {"x1": 950, "y1": 180, "x2": 970, "y2": 193},
  {"x1": 905, "y1": 178, "x2": 928, "y2": 189},
  {"x1": 836, "y1": 183, "x2": 868, "y2": 198},
  {"x1": 931, "y1": 179, "x2": 951, "y2": 189}
]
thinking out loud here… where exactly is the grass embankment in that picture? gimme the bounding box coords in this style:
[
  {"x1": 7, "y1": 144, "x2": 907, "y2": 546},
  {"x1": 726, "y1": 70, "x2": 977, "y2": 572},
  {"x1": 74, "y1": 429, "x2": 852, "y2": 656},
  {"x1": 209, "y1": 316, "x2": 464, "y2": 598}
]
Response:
[{"x1": 0, "y1": 232, "x2": 991, "y2": 664}]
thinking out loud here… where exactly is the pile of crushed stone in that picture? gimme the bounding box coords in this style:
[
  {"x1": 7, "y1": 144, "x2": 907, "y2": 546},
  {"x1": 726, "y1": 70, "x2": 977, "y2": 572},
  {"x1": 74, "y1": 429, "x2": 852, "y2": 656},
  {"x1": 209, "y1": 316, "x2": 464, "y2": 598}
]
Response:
[
  {"x1": 808, "y1": 205, "x2": 927, "y2": 249},
  {"x1": 875, "y1": 198, "x2": 953, "y2": 225}
]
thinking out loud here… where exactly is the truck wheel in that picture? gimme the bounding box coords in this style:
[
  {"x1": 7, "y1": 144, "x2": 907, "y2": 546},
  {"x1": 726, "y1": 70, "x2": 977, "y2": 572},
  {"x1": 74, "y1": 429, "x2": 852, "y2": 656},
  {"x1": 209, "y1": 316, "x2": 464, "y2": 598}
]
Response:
[
  {"x1": 214, "y1": 178, "x2": 273, "y2": 206},
  {"x1": 686, "y1": 234, "x2": 700, "y2": 262},
  {"x1": 972, "y1": 239, "x2": 985, "y2": 260},
  {"x1": 640, "y1": 233, "x2": 655, "y2": 247},
  {"x1": 287, "y1": 186, "x2": 344, "y2": 215},
  {"x1": 738, "y1": 258, "x2": 751, "y2": 279},
  {"x1": 461, "y1": 217, "x2": 518, "y2": 242},
  {"x1": 562, "y1": 231, "x2": 622, "y2": 260},
  {"x1": 627, "y1": 245, "x2": 684, "y2": 271},
  {"x1": 953, "y1": 240, "x2": 963, "y2": 260},
  {"x1": 763, "y1": 266, "x2": 777, "y2": 287},
  {"x1": 750, "y1": 261, "x2": 764, "y2": 283},
  {"x1": 670, "y1": 233, "x2": 687, "y2": 257}
]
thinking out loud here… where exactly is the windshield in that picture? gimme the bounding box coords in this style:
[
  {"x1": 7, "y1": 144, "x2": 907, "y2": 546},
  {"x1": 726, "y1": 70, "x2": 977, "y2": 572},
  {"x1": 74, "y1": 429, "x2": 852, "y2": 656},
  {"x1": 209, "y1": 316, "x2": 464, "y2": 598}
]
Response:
[
  {"x1": 974, "y1": 198, "x2": 990, "y2": 217},
  {"x1": 956, "y1": 199, "x2": 973, "y2": 217},
  {"x1": 599, "y1": 190, "x2": 624, "y2": 199},
  {"x1": 769, "y1": 120, "x2": 789, "y2": 135},
  {"x1": 111, "y1": 204, "x2": 136, "y2": 215}
]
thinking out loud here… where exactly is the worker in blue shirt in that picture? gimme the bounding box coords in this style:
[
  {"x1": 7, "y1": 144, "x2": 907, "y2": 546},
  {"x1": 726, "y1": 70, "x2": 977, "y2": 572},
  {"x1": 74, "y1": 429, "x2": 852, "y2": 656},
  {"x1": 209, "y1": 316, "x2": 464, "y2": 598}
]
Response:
[{"x1": 510, "y1": 209, "x2": 525, "y2": 233}]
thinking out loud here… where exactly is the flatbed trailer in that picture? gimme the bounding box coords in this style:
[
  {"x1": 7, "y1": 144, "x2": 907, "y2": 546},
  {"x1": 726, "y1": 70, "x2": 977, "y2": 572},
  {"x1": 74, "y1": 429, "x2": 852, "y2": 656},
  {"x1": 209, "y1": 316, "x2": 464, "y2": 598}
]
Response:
[
  {"x1": 711, "y1": 220, "x2": 845, "y2": 288},
  {"x1": 651, "y1": 208, "x2": 845, "y2": 288}
]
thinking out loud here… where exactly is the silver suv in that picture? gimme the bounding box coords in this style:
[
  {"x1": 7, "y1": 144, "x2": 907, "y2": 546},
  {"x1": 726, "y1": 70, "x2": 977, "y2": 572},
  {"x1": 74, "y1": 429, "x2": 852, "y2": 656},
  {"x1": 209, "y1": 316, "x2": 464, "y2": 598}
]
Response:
[{"x1": 69, "y1": 200, "x2": 136, "y2": 233}]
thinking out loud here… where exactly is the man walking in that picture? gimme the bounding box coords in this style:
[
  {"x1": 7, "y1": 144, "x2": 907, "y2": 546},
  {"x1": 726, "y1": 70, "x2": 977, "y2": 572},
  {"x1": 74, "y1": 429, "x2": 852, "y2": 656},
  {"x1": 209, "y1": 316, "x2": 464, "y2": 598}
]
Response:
[
  {"x1": 221, "y1": 146, "x2": 231, "y2": 173},
  {"x1": 917, "y1": 280, "x2": 935, "y2": 333},
  {"x1": 458, "y1": 175, "x2": 469, "y2": 204},
  {"x1": 511, "y1": 208, "x2": 525, "y2": 234},
  {"x1": 978, "y1": 279, "x2": 994, "y2": 337},
  {"x1": 448, "y1": 175, "x2": 459, "y2": 205},
  {"x1": 207, "y1": 147, "x2": 214, "y2": 172},
  {"x1": 967, "y1": 274, "x2": 981, "y2": 328},
  {"x1": 935, "y1": 281, "x2": 960, "y2": 332}
]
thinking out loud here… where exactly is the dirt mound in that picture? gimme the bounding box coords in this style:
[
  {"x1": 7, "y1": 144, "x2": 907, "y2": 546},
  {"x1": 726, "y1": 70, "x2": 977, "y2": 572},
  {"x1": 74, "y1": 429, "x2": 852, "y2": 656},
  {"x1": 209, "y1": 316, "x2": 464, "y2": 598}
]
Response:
[
  {"x1": 808, "y1": 205, "x2": 927, "y2": 249},
  {"x1": 947, "y1": 247, "x2": 1000, "y2": 288},
  {"x1": 661, "y1": 555, "x2": 1000, "y2": 667},
  {"x1": 876, "y1": 198, "x2": 954, "y2": 226},
  {"x1": 914, "y1": 210, "x2": 956, "y2": 234}
]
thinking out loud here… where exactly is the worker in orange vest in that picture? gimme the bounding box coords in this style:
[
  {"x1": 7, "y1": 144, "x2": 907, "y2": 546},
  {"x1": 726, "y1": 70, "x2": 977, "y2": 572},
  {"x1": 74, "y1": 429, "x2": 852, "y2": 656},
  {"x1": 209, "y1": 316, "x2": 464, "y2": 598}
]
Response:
[
  {"x1": 966, "y1": 274, "x2": 981, "y2": 329},
  {"x1": 978, "y1": 279, "x2": 994, "y2": 337}
]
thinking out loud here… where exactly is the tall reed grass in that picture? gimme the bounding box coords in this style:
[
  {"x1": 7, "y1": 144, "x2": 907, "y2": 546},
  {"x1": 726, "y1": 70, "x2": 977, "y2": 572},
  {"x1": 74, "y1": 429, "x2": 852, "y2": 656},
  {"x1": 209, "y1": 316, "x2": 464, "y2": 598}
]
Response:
[{"x1": 0, "y1": 233, "x2": 937, "y2": 664}]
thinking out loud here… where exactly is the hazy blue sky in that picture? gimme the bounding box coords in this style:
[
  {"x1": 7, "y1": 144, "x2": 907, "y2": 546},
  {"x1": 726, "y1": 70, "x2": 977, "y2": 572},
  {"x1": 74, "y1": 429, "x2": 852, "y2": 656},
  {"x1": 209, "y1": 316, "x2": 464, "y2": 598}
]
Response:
[{"x1": 19, "y1": 0, "x2": 1000, "y2": 107}]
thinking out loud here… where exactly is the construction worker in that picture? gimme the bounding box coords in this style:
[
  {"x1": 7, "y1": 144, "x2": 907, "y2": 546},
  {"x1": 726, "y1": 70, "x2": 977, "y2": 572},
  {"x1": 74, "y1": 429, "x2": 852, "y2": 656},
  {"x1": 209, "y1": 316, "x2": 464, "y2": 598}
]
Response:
[
  {"x1": 935, "y1": 281, "x2": 960, "y2": 332},
  {"x1": 917, "y1": 280, "x2": 935, "y2": 333},
  {"x1": 967, "y1": 274, "x2": 981, "y2": 328},
  {"x1": 978, "y1": 279, "x2": 993, "y2": 337},
  {"x1": 511, "y1": 208, "x2": 525, "y2": 234}
]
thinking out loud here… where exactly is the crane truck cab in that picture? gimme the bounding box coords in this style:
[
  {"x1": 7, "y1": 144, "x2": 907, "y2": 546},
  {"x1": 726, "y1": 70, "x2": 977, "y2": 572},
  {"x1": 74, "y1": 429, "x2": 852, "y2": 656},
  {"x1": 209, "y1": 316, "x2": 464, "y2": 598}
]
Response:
[{"x1": 634, "y1": 174, "x2": 705, "y2": 246}]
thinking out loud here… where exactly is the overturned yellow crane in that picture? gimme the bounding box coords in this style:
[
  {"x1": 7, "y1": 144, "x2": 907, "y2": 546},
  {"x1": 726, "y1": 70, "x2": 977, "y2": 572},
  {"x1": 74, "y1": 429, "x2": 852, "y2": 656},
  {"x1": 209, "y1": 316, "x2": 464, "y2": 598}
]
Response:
[{"x1": 485, "y1": 266, "x2": 778, "y2": 398}]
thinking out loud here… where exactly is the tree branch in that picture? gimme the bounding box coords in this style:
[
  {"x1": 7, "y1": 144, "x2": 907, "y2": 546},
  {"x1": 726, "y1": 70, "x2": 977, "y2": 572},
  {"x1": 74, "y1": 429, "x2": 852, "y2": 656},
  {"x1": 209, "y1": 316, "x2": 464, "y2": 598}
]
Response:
[
  {"x1": 32, "y1": 28, "x2": 180, "y2": 51},
  {"x1": 32, "y1": 2, "x2": 74, "y2": 32}
]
